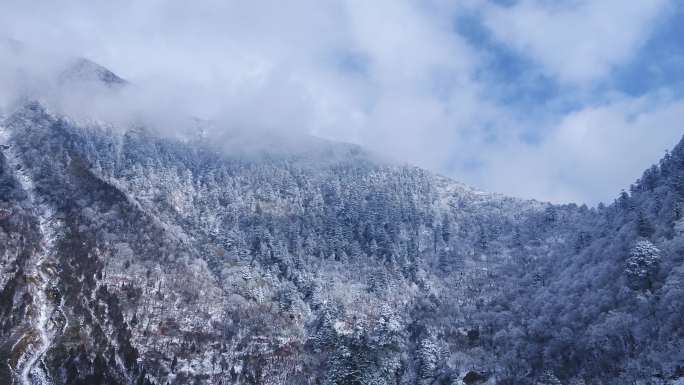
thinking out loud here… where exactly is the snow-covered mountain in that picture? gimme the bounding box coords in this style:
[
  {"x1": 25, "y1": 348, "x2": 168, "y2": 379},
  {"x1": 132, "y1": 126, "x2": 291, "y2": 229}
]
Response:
[{"x1": 0, "y1": 60, "x2": 682, "y2": 385}]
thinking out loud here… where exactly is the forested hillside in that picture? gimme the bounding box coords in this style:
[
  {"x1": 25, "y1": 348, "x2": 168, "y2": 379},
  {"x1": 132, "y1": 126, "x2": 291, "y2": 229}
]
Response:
[
  {"x1": 0, "y1": 62, "x2": 682, "y2": 385},
  {"x1": 482, "y1": 139, "x2": 684, "y2": 384}
]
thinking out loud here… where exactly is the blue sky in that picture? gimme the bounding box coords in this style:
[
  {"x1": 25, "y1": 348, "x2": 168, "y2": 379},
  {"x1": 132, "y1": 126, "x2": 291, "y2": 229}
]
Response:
[
  {"x1": 459, "y1": 1, "x2": 684, "y2": 112},
  {"x1": 1, "y1": 0, "x2": 683, "y2": 205},
  {"x1": 441, "y1": 0, "x2": 684, "y2": 204}
]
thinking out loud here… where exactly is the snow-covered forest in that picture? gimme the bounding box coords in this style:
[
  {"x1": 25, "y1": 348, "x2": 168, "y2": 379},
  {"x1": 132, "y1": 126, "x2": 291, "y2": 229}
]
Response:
[{"x1": 1, "y1": 91, "x2": 683, "y2": 385}]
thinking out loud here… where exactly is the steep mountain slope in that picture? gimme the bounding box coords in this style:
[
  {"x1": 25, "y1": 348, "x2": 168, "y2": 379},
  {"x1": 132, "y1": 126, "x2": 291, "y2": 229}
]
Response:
[
  {"x1": 0, "y1": 101, "x2": 560, "y2": 384},
  {"x1": 0, "y1": 60, "x2": 681, "y2": 385},
  {"x1": 483, "y1": 140, "x2": 684, "y2": 384}
]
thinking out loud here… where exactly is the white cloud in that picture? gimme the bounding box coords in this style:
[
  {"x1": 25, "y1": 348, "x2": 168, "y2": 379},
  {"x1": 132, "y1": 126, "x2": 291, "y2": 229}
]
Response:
[
  {"x1": 0, "y1": 0, "x2": 484, "y2": 171},
  {"x1": 1, "y1": 0, "x2": 682, "y2": 205},
  {"x1": 474, "y1": 93, "x2": 684, "y2": 204},
  {"x1": 481, "y1": 0, "x2": 671, "y2": 85}
]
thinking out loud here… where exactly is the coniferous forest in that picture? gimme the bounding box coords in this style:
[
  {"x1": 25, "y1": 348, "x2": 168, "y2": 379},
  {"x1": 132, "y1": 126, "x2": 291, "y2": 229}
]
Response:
[{"x1": 1, "y1": 58, "x2": 683, "y2": 385}]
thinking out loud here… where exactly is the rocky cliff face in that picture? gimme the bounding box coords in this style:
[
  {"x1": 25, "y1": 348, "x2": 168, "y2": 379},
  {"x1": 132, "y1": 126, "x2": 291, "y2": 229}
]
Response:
[{"x1": 0, "y1": 62, "x2": 682, "y2": 385}]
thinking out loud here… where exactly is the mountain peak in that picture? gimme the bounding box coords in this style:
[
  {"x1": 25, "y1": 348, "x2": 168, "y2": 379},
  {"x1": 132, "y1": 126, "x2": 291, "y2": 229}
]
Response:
[{"x1": 58, "y1": 57, "x2": 126, "y2": 87}]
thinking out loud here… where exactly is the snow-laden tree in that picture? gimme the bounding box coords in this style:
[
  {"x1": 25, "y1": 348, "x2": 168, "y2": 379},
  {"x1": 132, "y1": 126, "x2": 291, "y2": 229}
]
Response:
[
  {"x1": 536, "y1": 370, "x2": 563, "y2": 385},
  {"x1": 625, "y1": 240, "x2": 661, "y2": 291},
  {"x1": 417, "y1": 336, "x2": 441, "y2": 384},
  {"x1": 325, "y1": 344, "x2": 356, "y2": 385}
]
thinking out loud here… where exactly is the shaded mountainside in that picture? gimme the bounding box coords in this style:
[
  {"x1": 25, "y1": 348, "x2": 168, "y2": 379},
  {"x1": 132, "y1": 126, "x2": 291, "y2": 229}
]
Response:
[{"x1": 0, "y1": 66, "x2": 682, "y2": 385}]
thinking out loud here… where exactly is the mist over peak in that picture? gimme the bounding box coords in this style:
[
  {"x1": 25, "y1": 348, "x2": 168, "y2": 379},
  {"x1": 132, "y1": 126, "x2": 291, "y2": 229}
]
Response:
[
  {"x1": 59, "y1": 57, "x2": 127, "y2": 87},
  {"x1": 0, "y1": 44, "x2": 380, "y2": 166}
]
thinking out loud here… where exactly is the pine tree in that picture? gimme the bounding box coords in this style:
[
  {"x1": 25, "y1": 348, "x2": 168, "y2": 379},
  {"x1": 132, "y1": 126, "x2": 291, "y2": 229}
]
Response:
[
  {"x1": 636, "y1": 211, "x2": 654, "y2": 238},
  {"x1": 417, "y1": 336, "x2": 440, "y2": 383},
  {"x1": 441, "y1": 214, "x2": 451, "y2": 243},
  {"x1": 618, "y1": 190, "x2": 631, "y2": 210},
  {"x1": 625, "y1": 240, "x2": 661, "y2": 291},
  {"x1": 325, "y1": 345, "x2": 357, "y2": 385},
  {"x1": 171, "y1": 355, "x2": 178, "y2": 373}
]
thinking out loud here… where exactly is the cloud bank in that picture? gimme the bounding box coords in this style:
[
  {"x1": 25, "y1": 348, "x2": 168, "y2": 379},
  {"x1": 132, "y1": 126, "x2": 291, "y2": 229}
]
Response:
[
  {"x1": 481, "y1": 0, "x2": 670, "y2": 85},
  {"x1": 0, "y1": 0, "x2": 681, "y2": 205}
]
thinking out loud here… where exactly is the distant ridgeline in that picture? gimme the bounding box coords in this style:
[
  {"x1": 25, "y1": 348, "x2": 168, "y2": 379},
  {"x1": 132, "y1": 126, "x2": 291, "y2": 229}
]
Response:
[{"x1": 0, "y1": 60, "x2": 682, "y2": 385}]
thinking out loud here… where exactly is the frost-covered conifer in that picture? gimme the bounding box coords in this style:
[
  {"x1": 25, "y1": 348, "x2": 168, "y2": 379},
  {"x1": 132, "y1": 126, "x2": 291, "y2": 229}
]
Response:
[{"x1": 625, "y1": 240, "x2": 661, "y2": 290}]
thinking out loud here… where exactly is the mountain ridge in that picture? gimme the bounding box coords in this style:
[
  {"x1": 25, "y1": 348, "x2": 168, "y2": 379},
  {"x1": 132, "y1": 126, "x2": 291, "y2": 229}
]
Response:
[{"x1": 0, "y1": 60, "x2": 682, "y2": 385}]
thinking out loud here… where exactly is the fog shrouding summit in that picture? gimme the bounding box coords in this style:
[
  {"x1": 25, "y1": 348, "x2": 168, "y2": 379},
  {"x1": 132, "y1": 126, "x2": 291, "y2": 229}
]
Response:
[{"x1": 2, "y1": 0, "x2": 684, "y2": 204}]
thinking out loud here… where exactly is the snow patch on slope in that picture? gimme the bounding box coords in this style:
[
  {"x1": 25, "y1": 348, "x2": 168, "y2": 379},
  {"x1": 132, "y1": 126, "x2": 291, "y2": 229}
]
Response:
[{"x1": 1, "y1": 122, "x2": 64, "y2": 385}]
